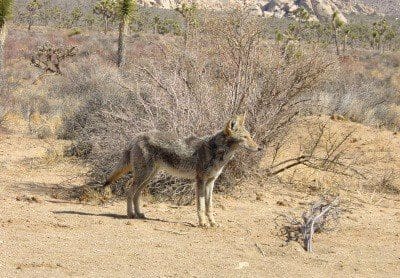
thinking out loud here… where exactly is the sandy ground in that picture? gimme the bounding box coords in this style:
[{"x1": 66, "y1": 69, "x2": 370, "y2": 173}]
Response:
[{"x1": 1, "y1": 131, "x2": 400, "y2": 277}]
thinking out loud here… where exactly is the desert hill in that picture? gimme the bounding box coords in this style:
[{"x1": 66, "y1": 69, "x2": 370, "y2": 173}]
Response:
[{"x1": 138, "y1": 0, "x2": 377, "y2": 22}]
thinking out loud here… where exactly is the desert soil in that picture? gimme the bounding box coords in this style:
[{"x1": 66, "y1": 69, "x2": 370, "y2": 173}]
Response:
[{"x1": 1, "y1": 128, "x2": 400, "y2": 277}]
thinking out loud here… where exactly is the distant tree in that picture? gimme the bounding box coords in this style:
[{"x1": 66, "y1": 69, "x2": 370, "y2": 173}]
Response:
[
  {"x1": 383, "y1": 27, "x2": 396, "y2": 51},
  {"x1": 24, "y1": 0, "x2": 43, "y2": 30},
  {"x1": 30, "y1": 42, "x2": 77, "y2": 83},
  {"x1": 117, "y1": 0, "x2": 136, "y2": 67},
  {"x1": 93, "y1": 0, "x2": 118, "y2": 34},
  {"x1": 84, "y1": 12, "x2": 96, "y2": 29},
  {"x1": 331, "y1": 11, "x2": 344, "y2": 55},
  {"x1": 175, "y1": 3, "x2": 198, "y2": 46},
  {"x1": 342, "y1": 26, "x2": 350, "y2": 52},
  {"x1": 346, "y1": 23, "x2": 371, "y2": 49},
  {"x1": 294, "y1": 7, "x2": 310, "y2": 23},
  {"x1": 152, "y1": 16, "x2": 181, "y2": 35},
  {"x1": 39, "y1": 5, "x2": 62, "y2": 26},
  {"x1": 152, "y1": 16, "x2": 162, "y2": 34},
  {"x1": 372, "y1": 19, "x2": 396, "y2": 52},
  {"x1": 343, "y1": 24, "x2": 360, "y2": 49},
  {"x1": 70, "y1": 7, "x2": 83, "y2": 27},
  {"x1": 275, "y1": 29, "x2": 284, "y2": 44},
  {"x1": 283, "y1": 8, "x2": 321, "y2": 44},
  {"x1": 309, "y1": 22, "x2": 328, "y2": 44},
  {"x1": 37, "y1": 0, "x2": 51, "y2": 25},
  {"x1": 0, "y1": 0, "x2": 13, "y2": 72}
]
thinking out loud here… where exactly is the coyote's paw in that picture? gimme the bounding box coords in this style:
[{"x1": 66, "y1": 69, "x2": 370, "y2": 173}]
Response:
[
  {"x1": 127, "y1": 212, "x2": 146, "y2": 219},
  {"x1": 209, "y1": 221, "x2": 220, "y2": 228},
  {"x1": 198, "y1": 221, "x2": 208, "y2": 228},
  {"x1": 135, "y1": 212, "x2": 146, "y2": 219}
]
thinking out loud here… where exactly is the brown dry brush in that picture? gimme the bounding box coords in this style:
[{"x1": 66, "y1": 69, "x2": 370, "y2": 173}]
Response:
[
  {"x1": 267, "y1": 123, "x2": 366, "y2": 180},
  {"x1": 0, "y1": 77, "x2": 14, "y2": 123},
  {"x1": 277, "y1": 195, "x2": 341, "y2": 252},
  {"x1": 31, "y1": 42, "x2": 77, "y2": 84},
  {"x1": 58, "y1": 8, "x2": 336, "y2": 203}
]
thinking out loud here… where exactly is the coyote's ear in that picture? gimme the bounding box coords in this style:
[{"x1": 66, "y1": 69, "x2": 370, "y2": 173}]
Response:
[
  {"x1": 238, "y1": 112, "x2": 246, "y2": 126},
  {"x1": 224, "y1": 118, "x2": 239, "y2": 136}
]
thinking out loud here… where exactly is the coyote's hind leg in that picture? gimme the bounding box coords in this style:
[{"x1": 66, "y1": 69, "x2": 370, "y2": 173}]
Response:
[
  {"x1": 131, "y1": 166, "x2": 157, "y2": 219},
  {"x1": 126, "y1": 178, "x2": 136, "y2": 219}
]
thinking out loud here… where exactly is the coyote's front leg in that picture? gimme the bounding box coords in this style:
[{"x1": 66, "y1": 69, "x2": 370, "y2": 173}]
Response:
[
  {"x1": 205, "y1": 178, "x2": 217, "y2": 227},
  {"x1": 196, "y1": 178, "x2": 207, "y2": 227}
]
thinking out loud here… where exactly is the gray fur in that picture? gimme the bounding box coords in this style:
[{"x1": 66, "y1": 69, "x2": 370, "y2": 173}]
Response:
[{"x1": 104, "y1": 115, "x2": 261, "y2": 227}]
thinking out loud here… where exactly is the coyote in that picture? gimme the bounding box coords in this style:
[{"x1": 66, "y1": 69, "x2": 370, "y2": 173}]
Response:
[{"x1": 103, "y1": 114, "x2": 261, "y2": 227}]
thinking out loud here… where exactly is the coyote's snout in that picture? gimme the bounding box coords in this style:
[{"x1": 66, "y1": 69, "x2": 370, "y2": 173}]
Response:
[
  {"x1": 103, "y1": 114, "x2": 261, "y2": 227},
  {"x1": 224, "y1": 115, "x2": 262, "y2": 152}
]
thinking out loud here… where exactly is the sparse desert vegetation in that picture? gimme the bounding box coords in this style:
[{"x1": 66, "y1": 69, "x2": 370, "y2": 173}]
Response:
[{"x1": 1, "y1": 0, "x2": 400, "y2": 277}]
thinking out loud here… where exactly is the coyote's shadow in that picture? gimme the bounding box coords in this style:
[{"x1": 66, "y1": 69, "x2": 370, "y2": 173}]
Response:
[{"x1": 52, "y1": 210, "x2": 196, "y2": 227}]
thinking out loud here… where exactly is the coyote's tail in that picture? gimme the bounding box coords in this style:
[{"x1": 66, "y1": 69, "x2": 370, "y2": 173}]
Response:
[{"x1": 103, "y1": 149, "x2": 132, "y2": 187}]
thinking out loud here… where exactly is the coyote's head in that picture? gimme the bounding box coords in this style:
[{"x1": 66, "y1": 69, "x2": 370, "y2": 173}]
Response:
[{"x1": 224, "y1": 114, "x2": 262, "y2": 152}]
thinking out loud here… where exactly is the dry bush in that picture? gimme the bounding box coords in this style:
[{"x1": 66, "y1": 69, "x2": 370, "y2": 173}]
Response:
[
  {"x1": 30, "y1": 42, "x2": 77, "y2": 78},
  {"x1": 260, "y1": 117, "x2": 369, "y2": 196},
  {"x1": 0, "y1": 77, "x2": 12, "y2": 123},
  {"x1": 314, "y1": 51, "x2": 400, "y2": 131},
  {"x1": 277, "y1": 195, "x2": 341, "y2": 252},
  {"x1": 267, "y1": 123, "x2": 364, "y2": 179},
  {"x1": 0, "y1": 76, "x2": 22, "y2": 129},
  {"x1": 55, "y1": 8, "x2": 335, "y2": 202},
  {"x1": 318, "y1": 77, "x2": 400, "y2": 130},
  {"x1": 364, "y1": 170, "x2": 400, "y2": 195}
]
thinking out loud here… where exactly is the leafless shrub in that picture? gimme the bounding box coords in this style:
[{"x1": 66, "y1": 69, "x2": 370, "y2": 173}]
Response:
[
  {"x1": 53, "y1": 184, "x2": 112, "y2": 204},
  {"x1": 56, "y1": 8, "x2": 335, "y2": 202},
  {"x1": 364, "y1": 170, "x2": 400, "y2": 195},
  {"x1": 316, "y1": 78, "x2": 399, "y2": 128},
  {"x1": 0, "y1": 77, "x2": 11, "y2": 122},
  {"x1": 147, "y1": 174, "x2": 194, "y2": 205},
  {"x1": 129, "y1": 9, "x2": 335, "y2": 184},
  {"x1": 277, "y1": 195, "x2": 341, "y2": 252},
  {"x1": 0, "y1": 76, "x2": 18, "y2": 125},
  {"x1": 267, "y1": 122, "x2": 365, "y2": 180},
  {"x1": 313, "y1": 51, "x2": 400, "y2": 131},
  {"x1": 30, "y1": 42, "x2": 77, "y2": 83}
]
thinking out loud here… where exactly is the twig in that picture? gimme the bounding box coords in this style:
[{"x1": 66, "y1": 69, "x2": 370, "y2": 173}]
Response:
[
  {"x1": 32, "y1": 72, "x2": 58, "y2": 85},
  {"x1": 58, "y1": 173, "x2": 89, "y2": 187},
  {"x1": 138, "y1": 66, "x2": 171, "y2": 94},
  {"x1": 304, "y1": 197, "x2": 338, "y2": 252},
  {"x1": 278, "y1": 195, "x2": 341, "y2": 252},
  {"x1": 255, "y1": 243, "x2": 266, "y2": 257}
]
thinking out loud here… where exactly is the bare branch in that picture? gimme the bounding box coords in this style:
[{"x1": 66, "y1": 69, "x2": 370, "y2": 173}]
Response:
[{"x1": 278, "y1": 196, "x2": 341, "y2": 252}]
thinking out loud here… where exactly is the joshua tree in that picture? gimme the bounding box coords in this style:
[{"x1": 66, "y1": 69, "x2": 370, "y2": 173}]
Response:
[
  {"x1": 342, "y1": 26, "x2": 350, "y2": 52},
  {"x1": 0, "y1": 0, "x2": 13, "y2": 72},
  {"x1": 176, "y1": 3, "x2": 198, "y2": 46},
  {"x1": 93, "y1": 0, "x2": 118, "y2": 34},
  {"x1": 383, "y1": 28, "x2": 396, "y2": 51},
  {"x1": 24, "y1": 0, "x2": 43, "y2": 30},
  {"x1": 331, "y1": 11, "x2": 344, "y2": 55},
  {"x1": 44, "y1": 5, "x2": 62, "y2": 26},
  {"x1": 69, "y1": 7, "x2": 83, "y2": 27},
  {"x1": 372, "y1": 19, "x2": 396, "y2": 52},
  {"x1": 30, "y1": 42, "x2": 77, "y2": 83},
  {"x1": 275, "y1": 30, "x2": 284, "y2": 44},
  {"x1": 294, "y1": 7, "x2": 310, "y2": 23},
  {"x1": 117, "y1": 0, "x2": 136, "y2": 67},
  {"x1": 84, "y1": 12, "x2": 96, "y2": 29}
]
